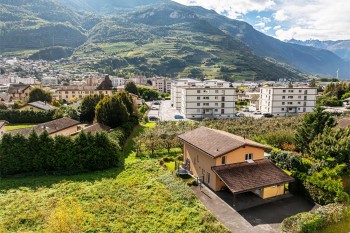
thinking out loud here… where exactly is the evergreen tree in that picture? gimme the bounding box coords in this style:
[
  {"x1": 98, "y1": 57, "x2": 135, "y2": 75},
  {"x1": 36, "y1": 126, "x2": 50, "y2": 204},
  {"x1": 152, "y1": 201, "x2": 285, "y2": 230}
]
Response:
[
  {"x1": 95, "y1": 95, "x2": 129, "y2": 128},
  {"x1": 295, "y1": 106, "x2": 336, "y2": 152},
  {"x1": 80, "y1": 94, "x2": 104, "y2": 123},
  {"x1": 28, "y1": 88, "x2": 52, "y2": 103},
  {"x1": 116, "y1": 92, "x2": 134, "y2": 116},
  {"x1": 125, "y1": 81, "x2": 138, "y2": 95}
]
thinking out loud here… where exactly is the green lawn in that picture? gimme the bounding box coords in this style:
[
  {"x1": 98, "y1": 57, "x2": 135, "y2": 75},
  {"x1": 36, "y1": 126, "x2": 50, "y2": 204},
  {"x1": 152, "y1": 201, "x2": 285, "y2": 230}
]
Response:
[
  {"x1": 0, "y1": 122, "x2": 228, "y2": 233},
  {"x1": 5, "y1": 124, "x2": 35, "y2": 131}
]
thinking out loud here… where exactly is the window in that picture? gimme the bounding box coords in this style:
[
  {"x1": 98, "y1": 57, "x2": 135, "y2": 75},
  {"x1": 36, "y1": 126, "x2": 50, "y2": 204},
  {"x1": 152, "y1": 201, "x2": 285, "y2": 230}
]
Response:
[
  {"x1": 221, "y1": 156, "x2": 226, "y2": 165},
  {"x1": 203, "y1": 97, "x2": 209, "y2": 100},
  {"x1": 298, "y1": 102, "x2": 301, "y2": 104},
  {"x1": 288, "y1": 96, "x2": 293, "y2": 99},
  {"x1": 288, "y1": 90, "x2": 294, "y2": 93},
  {"x1": 303, "y1": 108, "x2": 306, "y2": 112},
  {"x1": 281, "y1": 108, "x2": 285, "y2": 111},
  {"x1": 299, "y1": 90, "x2": 302, "y2": 93},
  {"x1": 215, "y1": 103, "x2": 218, "y2": 106},
  {"x1": 215, "y1": 90, "x2": 219, "y2": 93},
  {"x1": 283, "y1": 90, "x2": 286, "y2": 93},
  {"x1": 214, "y1": 109, "x2": 218, "y2": 112},
  {"x1": 288, "y1": 102, "x2": 293, "y2": 105},
  {"x1": 203, "y1": 103, "x2": 209, "y2": 106},
  {"x1": 205, "y1": 109, "x2": 210, "y2": 113},
  {"x1": 197, "y1": 109, "x2": 200, "y2": 113},
  {"x1": 282, "y1": 102, "x2": 285, "y2": 105},
  {"x1": 245, "y1": 153, "x2": 253, "y2": 160},
  {"x1": 197, "y1": 90, "x2": 200, "y2": 93},
  {"x1": 197, "y1": 103, "x2": 200, "y2": 106},
  {"x1": 207, "y1": 172, "x2": 210, "y2": 184},
  {"x1": 197, "y1": 97, "x2": 200, "y2": 100},
  {"x1": 215, "y1": 96, "x2": 218, "y2": 100},
  {"x1": 298, "y1": 96, "x2": 301, "y2": 99},
  {"x1": 282, "y1": 96, "x2": 286, "y2": 99}
]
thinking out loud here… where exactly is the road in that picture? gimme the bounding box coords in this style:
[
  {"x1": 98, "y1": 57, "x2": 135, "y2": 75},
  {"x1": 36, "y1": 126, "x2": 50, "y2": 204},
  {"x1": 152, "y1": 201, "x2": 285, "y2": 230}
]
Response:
[{"x1": 147, "y1": 100, "x2": 184, "y2": 121}]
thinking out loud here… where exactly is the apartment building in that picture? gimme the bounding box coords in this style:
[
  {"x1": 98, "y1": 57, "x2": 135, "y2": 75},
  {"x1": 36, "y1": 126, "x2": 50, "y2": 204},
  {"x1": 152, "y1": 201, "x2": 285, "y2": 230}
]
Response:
[
  {"x1": 152, "y1": 77, "x2": 171, "y2": 93},
  {"x1": 171, "y1": 78, "x2": 202, "y2": 109},
  {"x1": 259, "y1": 87, "x2": 317, "y2": 116},
  {"x1": 171, "y1": 79, "x2": 236, "y2": 119},
  {"x1": 110, "y1": 77, "x2": 126, "y2": 87}
]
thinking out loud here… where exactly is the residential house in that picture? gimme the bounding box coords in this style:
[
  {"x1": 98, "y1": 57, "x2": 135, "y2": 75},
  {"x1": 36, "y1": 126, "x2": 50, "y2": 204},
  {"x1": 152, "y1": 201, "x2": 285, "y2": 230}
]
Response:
[
  {"x1": 8, "y1": 117, "x2": 80, "y2": 137},
  {"x1": 259, "y1": 87, "x2": 317, "y2": 116},
  {"x1": 179, "y1": 127, "x2": 294, "y2": 199},
  {"x1": 70, "y1": 123, "x2": 111, "y2": 136},
  {"x1": 19, "y1": 101, "x2": 58, "y2": 112},
  {"x1": 8, "y1": 84, "x2": 33, "y2": 102}
]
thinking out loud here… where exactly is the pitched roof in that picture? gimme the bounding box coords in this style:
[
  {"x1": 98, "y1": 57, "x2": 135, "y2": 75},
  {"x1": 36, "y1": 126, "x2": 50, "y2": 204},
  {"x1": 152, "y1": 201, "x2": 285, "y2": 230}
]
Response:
[
  {"x1": 21, "y1": 101, "x2": 58, "y2": 111},
  {"x1": 0, "y1": 120, "x2": 9, "y2": 128},
  {"x1": 8, "y1": 84, "x2": 31, "y2": 94},
  {"x1": 178, "y1": 127, "x2": 271, "y2": 158},
  {"x1": 212, "y1": 159, "x2": 295, "y2": 194},
  {"x1": 8, "y1": 117, "x2": 79, "y2": 137},
  {"x1": 70, "y1": 123, "x2": 111, "y2": 136}
]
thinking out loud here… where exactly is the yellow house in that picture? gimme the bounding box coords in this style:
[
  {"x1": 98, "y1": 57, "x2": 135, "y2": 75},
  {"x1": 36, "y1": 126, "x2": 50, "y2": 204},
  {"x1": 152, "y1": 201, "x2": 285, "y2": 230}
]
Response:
[
  {"x1": 178, "y1": 127, "x2": 294, "y2": 199},
  {"x1": 19, "y1": 101, "x2": 58, "y2": 112}
]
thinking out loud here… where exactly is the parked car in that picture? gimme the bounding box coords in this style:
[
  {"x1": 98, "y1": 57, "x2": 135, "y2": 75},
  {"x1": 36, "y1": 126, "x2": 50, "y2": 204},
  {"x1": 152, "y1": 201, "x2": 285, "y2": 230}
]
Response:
[
  {"x1": 253, "y1": 111, "x2": 262, "y2": 115},
  {"x1": 151, "y1": 106, "x2": 158, "y2": 110},
  {"x1": 263, "y1": 113, "x2": 274, "y2": 118},
  {"x1": 153, "y1": 101, "x2": 160, "y2": 105},
  {"x1": 242, "y1": 108, "x2": 249, "y2": 112},
  {"x1": 149, "y1": 116, "x2": 159, "y2": 121},
  {"x1": 235, "y1": 112, "x2": 245, "y2": 117},
  {"x1": 174, "y1": 115, "x2": 184, "y2": 119}
]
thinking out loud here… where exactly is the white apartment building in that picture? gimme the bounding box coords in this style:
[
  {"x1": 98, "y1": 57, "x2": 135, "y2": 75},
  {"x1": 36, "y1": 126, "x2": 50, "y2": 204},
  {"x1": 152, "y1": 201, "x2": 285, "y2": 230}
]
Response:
[
  {"x1": 111, "y1": 77, "x2": 126, "y2": 87},
  {"x1": 259, "y1": 87, "x2": 317, "y2": 116},
  {"x1": 152, "y1": 77, "x2": 171, "y2": 93},
  {"x1": 180, "y1": 87, "x2": 236, "y2": 119},
  {"x1": 171, "y1": 78, "x2": 202, "y2": 109}
]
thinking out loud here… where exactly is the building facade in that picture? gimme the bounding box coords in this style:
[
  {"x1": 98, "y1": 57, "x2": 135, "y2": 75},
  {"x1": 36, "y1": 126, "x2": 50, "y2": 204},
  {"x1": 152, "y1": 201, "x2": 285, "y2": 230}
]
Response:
[
  {"x1": 152, "y1": 77, "x2": 171, "y2": 93},
  {"x1": 179, "y1": 127, "x2": 294, "y2": 199},
  {"x1": 259, "y1": 87, "x2": 317, "y2": 116}
]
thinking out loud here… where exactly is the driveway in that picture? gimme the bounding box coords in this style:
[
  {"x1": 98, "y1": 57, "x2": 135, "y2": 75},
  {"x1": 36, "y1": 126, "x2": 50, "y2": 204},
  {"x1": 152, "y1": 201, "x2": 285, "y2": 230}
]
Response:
[{"x1": 192, "y1": 185, "x2": 316, "y2": 233}]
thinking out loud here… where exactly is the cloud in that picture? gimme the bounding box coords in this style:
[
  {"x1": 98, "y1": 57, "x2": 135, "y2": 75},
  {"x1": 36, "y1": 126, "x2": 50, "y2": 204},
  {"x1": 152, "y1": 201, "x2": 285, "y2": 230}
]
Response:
[
  {"x1": 272, "y1": 0, "x2": 350, "y2": 40},
  {"x1": 273, "y1": 10, "x2": 288, "y2": 21},
  {"x1": 173, "y1": 0, "x2": 350, "y2": 40},
  {"x1": 173, "y1": 0, "x2": 276, "y2": 18}
]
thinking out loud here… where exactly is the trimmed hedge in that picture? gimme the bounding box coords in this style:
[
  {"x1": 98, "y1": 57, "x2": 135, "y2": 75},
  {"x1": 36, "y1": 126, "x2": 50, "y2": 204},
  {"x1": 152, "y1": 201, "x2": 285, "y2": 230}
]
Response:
[
  {"x1": 282, "y1": 203, "x2": 349, "y2": 233},
  {"x1": 0, "y1": 109, "x2": 58, "y2": 124},
  {"x1": 0, "y1": 131, "x2": 120, "y2": 176}
]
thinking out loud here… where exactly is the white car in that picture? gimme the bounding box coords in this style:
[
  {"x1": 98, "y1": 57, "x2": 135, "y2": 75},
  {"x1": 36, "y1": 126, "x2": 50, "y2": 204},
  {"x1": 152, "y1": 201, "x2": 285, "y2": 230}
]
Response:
[
  {"x1": 253, "y1": 111, "x2": 262, "y2": 115},
  {"x1": 236, "y1": 112, "x2": 245, "y2": 117}
]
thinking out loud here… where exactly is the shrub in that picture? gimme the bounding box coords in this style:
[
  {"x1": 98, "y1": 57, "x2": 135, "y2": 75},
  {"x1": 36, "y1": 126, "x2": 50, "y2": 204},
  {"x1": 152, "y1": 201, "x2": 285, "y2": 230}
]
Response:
[
  {"x1": 0, "y1": 109, "x2": 58, "y2": 124},
  {"x1": 282, "y1": 203, "x2": 348, "y2": 233},
  {"x1": 163, "y1": 157, "x2": 174, "y2": 162}
]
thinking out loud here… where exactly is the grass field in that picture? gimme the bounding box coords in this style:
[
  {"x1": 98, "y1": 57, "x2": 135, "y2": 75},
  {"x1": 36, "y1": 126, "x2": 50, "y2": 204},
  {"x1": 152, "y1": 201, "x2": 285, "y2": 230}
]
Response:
[
  {"x1": 0, "y1": 122, "x2": 228, "y2": 233},
  {"x1": 5, "y1": 124, "x2": 35, "y2": 131}
]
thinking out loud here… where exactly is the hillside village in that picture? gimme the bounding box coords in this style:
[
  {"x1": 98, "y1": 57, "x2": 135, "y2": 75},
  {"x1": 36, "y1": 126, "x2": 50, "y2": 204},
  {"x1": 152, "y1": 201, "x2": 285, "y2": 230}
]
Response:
[
  {"x1": 1, "y1": 52, "x2": 350, "y2": 233},
  {"x1": 1, "y1": 0, "x2": 350, "y2": 233}
]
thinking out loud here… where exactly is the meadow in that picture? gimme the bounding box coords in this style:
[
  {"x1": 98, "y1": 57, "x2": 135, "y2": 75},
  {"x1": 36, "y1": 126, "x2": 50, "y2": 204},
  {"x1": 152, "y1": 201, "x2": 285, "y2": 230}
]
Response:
[{"x1": 0, "y1": 123, "x2": 228, "y2": 233}]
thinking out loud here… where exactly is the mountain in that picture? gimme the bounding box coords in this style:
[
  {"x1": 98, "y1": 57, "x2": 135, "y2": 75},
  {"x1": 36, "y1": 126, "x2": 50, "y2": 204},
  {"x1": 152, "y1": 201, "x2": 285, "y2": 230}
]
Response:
[
  {"x1": 189, "y1": 6, "x2": 350, "y2": 78},
  {"x1": 0, "y1": 0, "x2": 87, "y2": 52},
  {"x1": 288, "y1": 39, "x2": 350, "y2": 61},
  {"x1": 2, "y1": 0, "x2": 347, "y2": 79}
]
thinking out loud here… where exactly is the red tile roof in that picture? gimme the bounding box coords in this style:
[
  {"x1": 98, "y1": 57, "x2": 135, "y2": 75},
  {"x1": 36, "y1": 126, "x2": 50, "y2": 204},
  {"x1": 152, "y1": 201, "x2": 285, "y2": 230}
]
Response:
[
  {"x1": 178, "y1": 127, "x2": 271, "y2": 158},
  {"x1": 212, "y1": 159, "x2": 295, "y2": 194}
]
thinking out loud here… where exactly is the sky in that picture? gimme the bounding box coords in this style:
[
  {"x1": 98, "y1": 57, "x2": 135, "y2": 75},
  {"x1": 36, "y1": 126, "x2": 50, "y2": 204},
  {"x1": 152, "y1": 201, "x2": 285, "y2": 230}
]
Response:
[{"x1": 172, "y1": 0, "x2": 350, "y2": 41}]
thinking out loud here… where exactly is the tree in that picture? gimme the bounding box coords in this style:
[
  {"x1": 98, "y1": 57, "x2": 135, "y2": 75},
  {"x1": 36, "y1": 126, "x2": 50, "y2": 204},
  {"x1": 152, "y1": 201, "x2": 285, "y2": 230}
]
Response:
[
  {"x1": 116, "y1": 92, "x2": 134, "y2": 116},
  {"x1": 28, "y1": 88, "x2": 52, "y2": 103},
  {"x1": 0, "y1": 102, "x2": 8, "y2": 110},
  {"x1": 309, "y1": 79, "x2": 317, "y2": 87},
  {"x1": 80, "y1": 94, "x2": 104, "y2": 123},
  {"x1": 95, "y1": 95, "x2": 129, "y2": 128},
  {"x1": 125, "y1": 81, "x2": 138, "y2": 95},
  {"x1": 295, "y1": 106, "x2": 336, "y2": 152}
]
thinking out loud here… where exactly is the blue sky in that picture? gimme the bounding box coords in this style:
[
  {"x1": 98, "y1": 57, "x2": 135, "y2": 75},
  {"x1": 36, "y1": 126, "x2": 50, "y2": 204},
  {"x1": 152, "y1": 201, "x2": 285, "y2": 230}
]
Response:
[{"x1": 173, "y1": 0, "x2": 350, "y2": 41}]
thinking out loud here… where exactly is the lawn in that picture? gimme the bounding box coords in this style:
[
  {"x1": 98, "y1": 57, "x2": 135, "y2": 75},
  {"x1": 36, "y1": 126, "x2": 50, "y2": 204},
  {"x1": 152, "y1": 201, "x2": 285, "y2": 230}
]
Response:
[
  {"x1": 0, "y1": 122, "x2": 228, "y2": 233},
  {"x1": 5, "y1": 124, "x2": 35, "y2": 131}
]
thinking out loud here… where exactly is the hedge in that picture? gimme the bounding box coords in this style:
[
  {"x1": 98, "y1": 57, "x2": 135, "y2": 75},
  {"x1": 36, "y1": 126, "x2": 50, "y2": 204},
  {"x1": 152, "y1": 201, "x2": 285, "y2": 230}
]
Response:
[
  {"x1": 282, "y1": 203, "x2": 349, "y2": 233},
  {"x1": 0, "y1": 109, "x2": 58, "y2": 124},
  {"x1": 0, "y1": 131, "x2": 120, "y2": 176}
]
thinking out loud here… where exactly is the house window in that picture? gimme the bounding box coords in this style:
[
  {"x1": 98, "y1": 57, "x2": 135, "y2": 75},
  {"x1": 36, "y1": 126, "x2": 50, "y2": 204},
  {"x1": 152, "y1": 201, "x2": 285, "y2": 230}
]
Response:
[
  {"x1": 197, "y1": 97, "x2": 200, "y2": 100},
  {"x1": 282, "y1": 102, "x2": 285, "y2": 105},
  {"x1": 197, "y1": 103, "x2": 200, "y2": 106},
  {"x1": 203, "y1": 97, "x2": 209, "y2": 100},
  {"x1": 281, "y1": 108, "x2": 285, "y2": 111},
  {"x1": 207, "y1": 172, "x2": 210, "y2": 184},
  {"x1": 283, "y1": 90, "x2": 286, "y2": 93},
  {"x1": 197, "y1": 90, "x2": 200, "y2": 93},
  {"x1": 215, "y1": 96, "x2": 218, "y2": 100},
  {"x1": 299, "y1": 90, "x2": 302, "y2": 93},
  {"x1": 215, "y1": 90, "x2": 219, "y2": 93},
  {"x1": 303, "y1": 108, "x2": 306, "y2": 112},
  {"x1": 282, "y1": 96, "x2": 285, "y2": 99},
  {"x1": 288, "y1": 102, "x2": 293, "y2": 105},
  {"x1": 222, "y1": 156, "x2": 226, "y2": 165},
  {"x1": 215, "y1": 103, "x2": 218, "y2": 106},
  {"x1": 288, "y1": 96, "x2": 293, "y2": 99},
  {"x1": 214, "y1": 109, "x2": 218, "y2": 112},
  {"x1": 245, "y1": 153, "x2": 253, "y2": 160}
]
